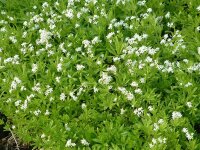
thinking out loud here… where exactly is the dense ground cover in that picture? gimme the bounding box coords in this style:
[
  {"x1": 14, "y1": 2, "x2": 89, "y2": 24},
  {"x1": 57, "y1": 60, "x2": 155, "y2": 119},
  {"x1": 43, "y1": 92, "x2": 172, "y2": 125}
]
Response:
[{"x1": 0, "y1": 0, "x2": 200, "y2": 149}]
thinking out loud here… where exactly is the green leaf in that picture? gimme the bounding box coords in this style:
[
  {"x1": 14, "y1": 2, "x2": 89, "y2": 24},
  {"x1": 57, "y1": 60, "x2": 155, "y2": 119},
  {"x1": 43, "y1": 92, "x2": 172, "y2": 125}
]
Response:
[
  {"x1": 0, "y1": 119, "x2": 4, "y2": 125},
  {"x1": 0, "y1": 0, "x2": 6, "y2": 4}
]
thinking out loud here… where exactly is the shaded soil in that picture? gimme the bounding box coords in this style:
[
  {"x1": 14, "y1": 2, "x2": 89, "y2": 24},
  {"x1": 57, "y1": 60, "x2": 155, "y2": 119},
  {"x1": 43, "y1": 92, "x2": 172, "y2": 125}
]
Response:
[
  {"x1": 0, "y1": 135, "x2": 33, "y2": 150},
  {"x1": 0, "y1": 113, "x2": 34, "y2": 150}
]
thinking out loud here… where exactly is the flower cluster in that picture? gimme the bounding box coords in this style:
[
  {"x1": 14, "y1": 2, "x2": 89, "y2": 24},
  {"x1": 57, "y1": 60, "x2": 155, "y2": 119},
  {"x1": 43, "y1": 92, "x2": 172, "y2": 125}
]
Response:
[{"x1": 172, "y1": 111, "x2": 182, "y2": 120}]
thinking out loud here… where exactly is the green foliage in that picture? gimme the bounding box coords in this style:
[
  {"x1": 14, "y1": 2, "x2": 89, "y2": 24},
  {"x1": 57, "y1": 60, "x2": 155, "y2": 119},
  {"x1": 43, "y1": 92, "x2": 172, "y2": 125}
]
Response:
[{"x1": 0, "y1": 0, "x2": 200, "y2": 149}]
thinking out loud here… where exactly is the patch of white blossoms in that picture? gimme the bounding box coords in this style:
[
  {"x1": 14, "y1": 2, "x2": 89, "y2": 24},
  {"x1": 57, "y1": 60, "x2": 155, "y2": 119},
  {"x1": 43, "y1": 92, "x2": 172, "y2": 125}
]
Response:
[
  {"x1": 172, "y1": 111, "x2": 182, "y2": 120},
  {"x1": 32, "y1": 64, "x2": 38, "y2": 73},
  {"x1": 134, "y1": 107, "x2": 144, "y2": 117},
  {"x1": 98, "y1": 72, "x2": 112, "y2": 85},
  {"x1": 36, "y1": 29, "x2": 52, "y2": 45},
  {"x1": 182, "y1": 128, "x2": 194, "y2": 140},
  {"x1": 65, "y1": 139, "x2": 76, "y2": 147},
  {"x1": 9, "y1": 77, "x2": 21, "y2": 93},
  {"x1": 80, "y1": 138, "x2": 90, "y2": 146}
]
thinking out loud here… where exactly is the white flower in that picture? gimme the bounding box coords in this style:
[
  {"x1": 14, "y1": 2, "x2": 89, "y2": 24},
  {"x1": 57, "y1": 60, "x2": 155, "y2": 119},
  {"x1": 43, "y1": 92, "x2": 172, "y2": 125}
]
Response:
[
  {"x1": 0, "y1": 27, "x2": 7, "y2": 32},
  {"x1": 64, "y1": 9, "x2": 74, "y2": 19},
  {"x1": 145, "y1": 56, "x2": 153, "y2": 63},
  {"x1": 82, "y1": 40, "x2": 90, "y2": 48},
  {"x1": 32, "y1": 83, "x2": 41, "y2": 93},
  {"x1": 69, "y1": 92, "x2": 78, "y2": 101},
  {"x1": 96, "y1": 60, "x2": 101, "y2": 65},
  {"x1": 20, "y1": 100, "x2": 28, "y2": 110},
  {"x1": 10, "y1": 77, "x2": 21, "y2": 93},
  {"x1": 126, "y1": 92, "x2": 134, "y2": 101},
  {"x1": 149, "y1": 143, "x2": 154, "y2": 148},
  {"x1": 81, "y1": 138, "x2": 90, "y2": 146},
  {"x1": 42, "y1": 2, "x2": 49, "y2": 8},
  {"x1": 157, "y1": 137, "x2": 166, "y2": 144},
  {"x1": 165, "y1": 12, "x2": 170, "y2": 18},
  {"x1": 41, "y1": 134, "x2": 46, "y2": 138},
  {"x1": 45, "y1": 110, "x2": 50, "y2": 115},
  {"x1": 152, "y1": 138, "x2": 157, "y2": 144},
  {"x1": 81, "y1": 103, "x2": 87, "y2": 109},
  {"x1": 106, "y1": 65, "x2": 117, "y2": 74},
  {"x1": 118, "y1": 87, "x2": 127, "y2": 94},
  {"x1": 9, "y1": 36, "x2": 17, "y2": 43},
  {"x1": 57, "y1": 63, "x2": 62, "y2": 72},
  {"x1": 55, "y1": 76, "x2": 61, "y2": 83},
  {"x1": 134, "y1": 107, "x2": 144, "y2": 117},
  {"x1": 120, "y1": 108, "x2": 126, "y2": 115},
  {"x1": 137, "y1": 0, "x2": 146, "y2": 6},
  {"x1": 75, "y1": 47, "x2": 82, "y2": 52},
  {"x1": 50, "y1": 97, "x2": 54, "y2": 102},
  {"x1": 48, "y1": 50, "x2": 54, "y2": 57},
  {"x1": 76, "y1": 64, "x2": 85, "y2": 71},
  {"x1": 135, "y1": 88, "x2": 142, "y2": 94},
  {"x1": 185, "y1": 82, "x2": 192, "y2": 87},
  {"x1": 106, "y1": 32, "x2": 115, "y2": 39},
  {"x1": 148, "y1": 106, "x2": 153, "y2": 112},
  {"x1": 197, "y1": 5, "x2": 200, "y2": 11},
  {"x1": 147, "y1": 8, "x2": 152, "y2": 13},
  {"x1": 33, "y1": 109, "x2": 41, "y2": 116},
  {"x1": 172, "y1": 111, "x2": 182, "y2": 120},
  {"x1": 182, "y1": 128, "x2": 194, "y2": 140},
  {"x1": 20, "y1": 86, "x2": 27, "y2": 91},
  {"x1": 186, "y1": 132, "x2": 194, "y2": 140},
  {"x1": 65, "y1": 123, "x2": 71, "y2": 131},
  {"x1": 65, "y1": 139, "x2": 76, "y2": 147},
  {"x1": 167, "y1": 22, "x2": 174, "y2": 28},
  {"x1": 14, "y1": 77, "x2": 21, "y2": 84},
  {"x1": 183, "y1": 59, "x2": 189, "y2": 64},
  {"x1": 36, "y1": 29, "x2": 52, "y2": 45},
  {"x1": 186, "y1": 102, "x2": 192, "y2": 108},
  {"x1": 60, "y1": 93, "x2": 66, "y2": 101},
  {"x1": 77, "y1": 12, "x2": 82, "y2": 18},
  {"x1": 92, "y1": 36, "x2": 101, "y2": 45},
  {"x1": 163, "y1": 138, "x2": 167, "y2": 143},
  {"x1": 98, "y1": 72, "x2": 112, "y2": 85},
  {"x1": 153, "y1": 123, "x2": 159, "y2": 131},
  {"x1": 112, "y1": 98, "x2": 117, "y2": 102},
  {"x1": 15, "y1": 100, "x2": 22, "y2": 107},
  {"x1": 139, "y1": 78, "x2": 145, "y2": 83},
  {"x1": 182, "y1": 128, "x2": 188, "y2": 133},
  {"x1": 158, "y1": 119, "x2": 164, "y2": 124},
  {"x1": 130, "y1": 81, "x2": 138, "y2": 87},
  {"x1": 45, "y1": 85, "x2": 53, "y2": 96},
  {"x1": 59, "y1": 43, "x2": 67, "y2": 53},
  {"x1": 113, "y1": 57, "x2": 120, "y2": 62},
  {"x1": 75, "y1": 23, "x2": 80, "y2": 28},
  {"x1": 32, "y1": 63, "x2": 38, "y2": 73},
  {"x1": 198, "y1": 47, "x2": 200, "y2": 55},
  {"x1": 33, "y1": 5, "x2": 37, "y2": 9},
  {"x1": 93, "y1": 86, "x2": 99, "y2": 93},
  {"x1": 12, "y1": 125, "x2": 15, "y2": 129}
]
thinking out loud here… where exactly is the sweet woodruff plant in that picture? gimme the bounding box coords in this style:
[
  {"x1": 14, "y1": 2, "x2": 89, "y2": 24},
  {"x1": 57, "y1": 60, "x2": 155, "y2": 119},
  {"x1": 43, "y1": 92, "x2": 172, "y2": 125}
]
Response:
[{"x1": 0, "y1": 0, "x2": 200, "y2": 149}]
